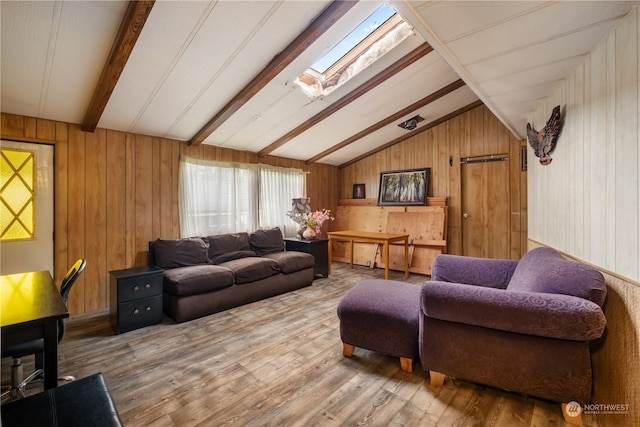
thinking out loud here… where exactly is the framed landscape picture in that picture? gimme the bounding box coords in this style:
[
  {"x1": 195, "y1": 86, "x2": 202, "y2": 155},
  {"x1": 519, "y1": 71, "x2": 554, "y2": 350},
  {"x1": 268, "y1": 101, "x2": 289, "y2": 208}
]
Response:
[{"x1": 377, "y1": 168, "x2": 430, "y2": 206}]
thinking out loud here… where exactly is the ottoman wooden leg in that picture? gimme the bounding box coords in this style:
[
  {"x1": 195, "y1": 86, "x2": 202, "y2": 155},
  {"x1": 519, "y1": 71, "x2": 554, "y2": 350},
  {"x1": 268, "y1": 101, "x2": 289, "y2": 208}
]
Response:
[
  {"x1": 400, "y1": 357, "x2": 413, "y2": 373},
  {"x1": 343, "y1": 343, "x2": 354, "y2": 357},
  {"x1": 429, "y1": 371, "x2": 445, "y2": 387}
]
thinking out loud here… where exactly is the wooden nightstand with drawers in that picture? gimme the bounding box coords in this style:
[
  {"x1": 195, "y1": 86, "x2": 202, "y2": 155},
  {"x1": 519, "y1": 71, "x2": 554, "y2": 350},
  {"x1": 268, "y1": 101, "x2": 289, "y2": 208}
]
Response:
[{"x1": 109, "y1": 266, "x2": 163, "y2": 334}]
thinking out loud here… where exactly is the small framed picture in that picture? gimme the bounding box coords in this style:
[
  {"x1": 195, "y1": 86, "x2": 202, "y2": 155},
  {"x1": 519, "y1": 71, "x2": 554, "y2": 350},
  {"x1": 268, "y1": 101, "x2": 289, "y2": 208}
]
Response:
[{"x1": 353, "y1": 183, "x2": 365, "y2": 199}]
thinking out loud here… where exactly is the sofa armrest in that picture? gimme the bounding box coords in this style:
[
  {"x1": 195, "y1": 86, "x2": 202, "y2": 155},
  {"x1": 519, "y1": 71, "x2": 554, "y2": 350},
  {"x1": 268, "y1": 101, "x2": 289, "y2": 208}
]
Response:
[
  {"x1": 421, "y1": 281, "x2": 606, "y2": 341},
  {"x1": 431, "y1": 254, "x2": 518, "y2": 289}
]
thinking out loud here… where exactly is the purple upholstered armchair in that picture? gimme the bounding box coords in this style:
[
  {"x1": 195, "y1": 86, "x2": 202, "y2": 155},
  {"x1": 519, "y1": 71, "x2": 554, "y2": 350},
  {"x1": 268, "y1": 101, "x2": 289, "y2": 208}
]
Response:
[{"x1": 420, "y1": 247, "x2": 607, "y2": 407}]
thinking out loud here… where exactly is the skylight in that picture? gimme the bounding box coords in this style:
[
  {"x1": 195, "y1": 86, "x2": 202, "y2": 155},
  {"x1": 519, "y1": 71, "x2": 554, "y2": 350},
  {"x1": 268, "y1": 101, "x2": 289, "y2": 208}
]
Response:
[
  {"x1": 310, "y1": 4, "x2": 397, "y2": 74},
  {"x1": 295, "y1": 4, "x2": 412, "y2": 99}
]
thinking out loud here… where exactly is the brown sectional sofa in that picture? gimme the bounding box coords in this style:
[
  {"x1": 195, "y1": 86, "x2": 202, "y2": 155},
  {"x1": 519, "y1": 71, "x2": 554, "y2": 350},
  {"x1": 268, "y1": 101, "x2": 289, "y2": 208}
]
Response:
[{"x1": 149, "y1": 228, "x2": 315, "y2": 323}]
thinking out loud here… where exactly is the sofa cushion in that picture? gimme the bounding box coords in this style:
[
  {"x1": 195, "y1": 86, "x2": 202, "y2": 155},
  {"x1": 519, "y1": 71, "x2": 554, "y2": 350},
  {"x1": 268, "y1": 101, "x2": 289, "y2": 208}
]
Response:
[
  {"x1": 249, "y1": 228, "x2": 284, "y2": 256},
  {"x1": 163, "y1": 265, "x2": 234, "y2": 296},
  {"x1": 152, "y1": 237, "x2": 208, "y2": 269},
  {"x1": 218, "y1": 257, "x2": 280, "y2": 284},
  {"x1": 431, "y1": 254, "x2": 517, "y2": 289},
  {"x1": 262, "y1": 251, "x2": 315, "y2": 274},
  {"x1": 207, "y1": 232, "x2": 256, "y2": 264},
  {"x1": 507, "y1": 247, "x2": 606, "y2": 306}
]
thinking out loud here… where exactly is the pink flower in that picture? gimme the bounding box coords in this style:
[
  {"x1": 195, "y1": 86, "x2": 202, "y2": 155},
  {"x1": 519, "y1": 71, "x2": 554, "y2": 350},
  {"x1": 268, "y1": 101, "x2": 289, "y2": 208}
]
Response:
[
  {"x1": 287, "y1": 207, "x2": 334, "y2": 234},
  {"x1": 306, "y1": 209, "x2": 334, "y2": 233}
]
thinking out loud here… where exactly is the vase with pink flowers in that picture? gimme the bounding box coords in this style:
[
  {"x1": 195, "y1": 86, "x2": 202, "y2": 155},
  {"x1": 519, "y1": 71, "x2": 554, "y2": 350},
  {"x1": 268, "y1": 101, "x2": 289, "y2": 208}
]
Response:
[{"x1": 287, "y1": 208, "x2": 334, "y2": 239}]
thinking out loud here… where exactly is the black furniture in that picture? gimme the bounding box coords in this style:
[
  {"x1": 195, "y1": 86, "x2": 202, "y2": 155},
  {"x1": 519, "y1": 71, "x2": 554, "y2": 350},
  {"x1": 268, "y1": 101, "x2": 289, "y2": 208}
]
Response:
[
  {"x1": 57, "y1": 259, "x2": 87, "y2": 345},
  {"x1": 1, "y1": 261, "x2": 84, "y2": 399},
  {"x1": 109, "y1": 266, "x2": 163, "y2": 334},
  {"x1": 1, "y1": 373, "x2": 123, "y2": 427},
  {"x1": 284, "y1": 237, "x2": 329, "y2": 278}
]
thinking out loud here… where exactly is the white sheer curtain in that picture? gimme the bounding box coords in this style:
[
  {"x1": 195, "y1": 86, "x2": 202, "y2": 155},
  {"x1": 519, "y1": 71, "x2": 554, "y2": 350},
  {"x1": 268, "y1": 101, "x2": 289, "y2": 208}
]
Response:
[
  {"x1": 179, "y1": 157, "x2": 258, "y2": 237},
  {"x1": 259, "y1": 166, "x2": 305, "y2": 237},
  {"x1": 179, "y1": 156, "x2": 304, "y2": 237}
]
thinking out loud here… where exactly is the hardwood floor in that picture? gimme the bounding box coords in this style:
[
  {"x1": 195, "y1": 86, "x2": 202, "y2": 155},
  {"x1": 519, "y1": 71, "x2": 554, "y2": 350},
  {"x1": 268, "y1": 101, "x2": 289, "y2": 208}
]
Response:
[{"x1": 3, "y1": 263, "x2": 585, "y2": 426}]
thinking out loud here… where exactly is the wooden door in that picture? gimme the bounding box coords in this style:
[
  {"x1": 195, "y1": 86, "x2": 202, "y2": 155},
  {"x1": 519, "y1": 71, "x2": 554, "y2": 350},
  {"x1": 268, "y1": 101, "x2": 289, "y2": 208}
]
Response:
[{"x1": 461, "y1": 155, "x2": 510, "y2": 259}]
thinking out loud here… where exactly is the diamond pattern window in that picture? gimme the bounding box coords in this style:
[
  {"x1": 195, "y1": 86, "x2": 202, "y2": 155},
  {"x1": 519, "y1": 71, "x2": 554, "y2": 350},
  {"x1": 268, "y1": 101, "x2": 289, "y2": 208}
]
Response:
[{"x1": 1, "y1": 149, "x2": 35, "y2": 240}]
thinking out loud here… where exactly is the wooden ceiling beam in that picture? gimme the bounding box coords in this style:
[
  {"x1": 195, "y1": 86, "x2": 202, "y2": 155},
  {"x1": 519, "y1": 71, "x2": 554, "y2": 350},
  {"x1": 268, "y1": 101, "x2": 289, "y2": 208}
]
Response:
[
  {"x1": 338, "y1": 99, "x2": 484, "y2": 169},
  {"x1": 82, "y1": 0, "x2": 155, "y2": 132},
  {"x1": 305, "y1": 78, "x2": 466, "y2": 164},
  {"x1": 258, "y1": 42, "x2": 433, "y2": 157},
  {"x1": 189, "y1": 0, "x2": 357, "y2": 146}
]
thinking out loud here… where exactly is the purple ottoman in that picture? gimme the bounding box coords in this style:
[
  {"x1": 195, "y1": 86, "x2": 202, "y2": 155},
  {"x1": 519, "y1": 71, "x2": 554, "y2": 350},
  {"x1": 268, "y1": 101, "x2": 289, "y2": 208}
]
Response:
[{"x1": 337, "y1": 279, "x2": 421, "y2": 373}]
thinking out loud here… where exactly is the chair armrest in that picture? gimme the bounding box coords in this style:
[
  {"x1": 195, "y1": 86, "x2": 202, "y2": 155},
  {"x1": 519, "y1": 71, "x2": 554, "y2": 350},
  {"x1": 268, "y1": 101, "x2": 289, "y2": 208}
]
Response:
[
  {"x1": 421, "y1": 281, "x2": 606, "y2": 341},
  {"x1": 431, "y1": 254, "x2": 518, "y2": 289}
]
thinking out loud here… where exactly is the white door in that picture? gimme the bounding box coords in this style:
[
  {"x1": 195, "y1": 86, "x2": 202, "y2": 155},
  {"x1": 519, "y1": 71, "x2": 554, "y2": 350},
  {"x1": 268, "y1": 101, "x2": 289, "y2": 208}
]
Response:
[{"x1": 0, "y1": 140, "x2": 54, "y2": 275}]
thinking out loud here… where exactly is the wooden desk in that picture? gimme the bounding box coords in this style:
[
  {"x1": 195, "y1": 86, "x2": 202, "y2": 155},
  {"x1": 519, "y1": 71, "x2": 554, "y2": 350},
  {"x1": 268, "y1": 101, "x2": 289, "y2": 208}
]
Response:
[
  {"x1": 328, "y1": 230, "x2": 409, "y2": 279},
  {"x1": 1, "y1": 271, "x2": 69, "y2": 389}
]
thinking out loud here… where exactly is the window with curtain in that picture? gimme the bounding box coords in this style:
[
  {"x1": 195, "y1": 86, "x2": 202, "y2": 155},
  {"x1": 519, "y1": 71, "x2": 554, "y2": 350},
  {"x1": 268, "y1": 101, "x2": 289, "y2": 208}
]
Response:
[{"x1": 179, "y1": 156, "x2": 304, "y2": 237}]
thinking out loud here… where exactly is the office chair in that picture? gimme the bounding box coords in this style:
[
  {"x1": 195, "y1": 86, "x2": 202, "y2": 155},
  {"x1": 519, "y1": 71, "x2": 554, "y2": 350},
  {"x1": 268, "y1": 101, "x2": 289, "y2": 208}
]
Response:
[{"x1": 1, "y1": 259, "x2": 86, "y2": 401}]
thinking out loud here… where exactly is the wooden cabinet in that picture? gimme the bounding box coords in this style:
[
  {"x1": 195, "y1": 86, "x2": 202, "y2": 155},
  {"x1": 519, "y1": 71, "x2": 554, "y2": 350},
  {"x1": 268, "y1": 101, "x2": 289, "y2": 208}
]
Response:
[
  {"x1": 109, "y1": 266, "x2": 163, "y2": 334},
  {"x1": 284, "y1": 238, "x2": 329, "y2": 278}
]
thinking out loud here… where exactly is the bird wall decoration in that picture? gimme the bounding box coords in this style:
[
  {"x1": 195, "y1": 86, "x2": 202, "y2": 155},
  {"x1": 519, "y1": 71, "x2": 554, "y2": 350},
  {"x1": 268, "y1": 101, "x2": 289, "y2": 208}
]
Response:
[{"x1": 526, "y1": 105, "x2": 562, "y2": 165}]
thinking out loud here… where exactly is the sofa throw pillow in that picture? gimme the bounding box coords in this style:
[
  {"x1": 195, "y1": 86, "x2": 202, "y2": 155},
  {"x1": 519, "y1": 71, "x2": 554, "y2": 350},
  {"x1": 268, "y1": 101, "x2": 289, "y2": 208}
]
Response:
[
  {"x1": 249, "y1": 227, "x2": 284, "y2": 256},
  {"x1": 507, "y1": 247, "x2": 606, "y2": 306},
  {"x1": 207, "y1": 232, "x2": 256, "y2": 264},
  {"x1": 152, "y1": 237, "x2": 209, "y2": 269}
]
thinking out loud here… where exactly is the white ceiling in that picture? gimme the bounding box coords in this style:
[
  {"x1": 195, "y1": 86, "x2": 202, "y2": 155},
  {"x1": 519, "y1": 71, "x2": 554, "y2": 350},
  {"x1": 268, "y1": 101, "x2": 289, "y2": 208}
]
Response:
[{"x1": 2, "y1": 1, "x2": 638, "y2": 167}]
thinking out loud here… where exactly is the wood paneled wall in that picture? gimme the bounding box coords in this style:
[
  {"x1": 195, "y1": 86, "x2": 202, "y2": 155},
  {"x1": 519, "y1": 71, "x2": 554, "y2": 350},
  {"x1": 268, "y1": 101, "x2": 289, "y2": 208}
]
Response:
[
  {"x1": 528, "y1": 10, "x2": 639, "y2": 283},
  {"x1": 1, "y1": 113, "x2": 339, "y2": 315},
  {"x1": 339, "y1": 104, "x2": 527, "y2": 258},
  {"x1": 528, "y1": 9, "x2": 639, "y2": 425}
]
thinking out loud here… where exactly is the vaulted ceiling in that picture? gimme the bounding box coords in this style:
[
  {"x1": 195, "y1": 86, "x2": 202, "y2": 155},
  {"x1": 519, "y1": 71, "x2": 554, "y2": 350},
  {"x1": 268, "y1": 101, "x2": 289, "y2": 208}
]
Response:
[{"x1": 2, "y1": 1, "x2": 637, "y2": 167}]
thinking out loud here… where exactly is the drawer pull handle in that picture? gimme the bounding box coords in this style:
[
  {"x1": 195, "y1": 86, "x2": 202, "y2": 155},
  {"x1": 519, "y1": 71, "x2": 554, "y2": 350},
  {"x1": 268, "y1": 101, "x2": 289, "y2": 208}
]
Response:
[
  {"x1": 133, "y1": 285, "x2": 139, "y2": 292},
  {"x1": 145, "y1": 283, "x2": 151, "y2": 289},
  {"x1": 146, "y1": 306, "x2": 151, "y2": 311},
  {"x1": 133, "y1": 308, "x2": 139, "y2": 315}
]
